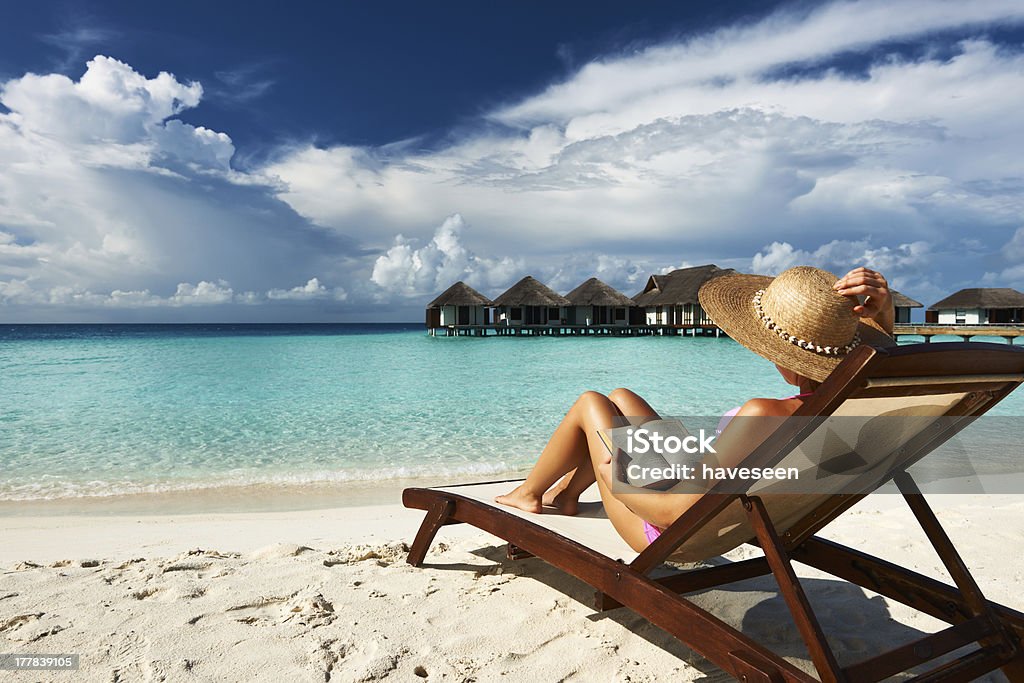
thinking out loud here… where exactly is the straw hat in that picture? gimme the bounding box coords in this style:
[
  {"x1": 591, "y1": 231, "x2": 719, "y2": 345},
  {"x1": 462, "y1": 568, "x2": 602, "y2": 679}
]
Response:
[{"x1": 698, "y1": 266, "x2": 894, "y2": 382}]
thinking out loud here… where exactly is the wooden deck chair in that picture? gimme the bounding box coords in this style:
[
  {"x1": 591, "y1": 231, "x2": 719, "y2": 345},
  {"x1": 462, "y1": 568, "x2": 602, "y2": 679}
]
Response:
[{"x1": 403, "y1": 342, "x2": 1024, "y2": 682}]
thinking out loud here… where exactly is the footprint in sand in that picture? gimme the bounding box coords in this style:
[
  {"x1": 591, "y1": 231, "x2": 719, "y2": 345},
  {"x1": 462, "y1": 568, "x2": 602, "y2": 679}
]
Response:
[
  {"x1": 322, "y1": 542, "x2": 410, "y2": 567},
  {"x1": 105, "y1": 629, "x2": 155, "y2": 683},
  {"x1": 0, "y1": 612, "x2": 43, "y2": 633},
  {"x1": 0, "y1": 611, "x2": 67, "y2": 644},
  {"x1": 332, "y1": 639, "x2": 405, "y2": 682},
  {"x1": 226, "y1": 590, "x2": 336, "y2": 628},
  {"x1": 161, "y1": 560, "x2": 213, "y2": 574},
  {"x1": 308, "y1": 638, "x2": 347, "y2": 681},
  {"x1": 158, "y1": 549, "x2": 240, "y2": 577},
  {"x1": 166, "y1": 580, "x2": 207, "y2": 601},
  {"x1": 131, "y1": 587, "x2": 161, "y2": 600}
]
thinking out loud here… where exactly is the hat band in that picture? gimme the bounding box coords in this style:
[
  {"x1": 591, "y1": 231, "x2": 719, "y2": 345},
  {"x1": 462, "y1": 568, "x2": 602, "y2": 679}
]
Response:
[{"x1": 752, "y1": 289, "x2": 859, "y2": 356}]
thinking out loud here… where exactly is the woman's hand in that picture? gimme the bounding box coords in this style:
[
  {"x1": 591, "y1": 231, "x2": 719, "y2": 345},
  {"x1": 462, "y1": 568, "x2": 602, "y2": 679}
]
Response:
[{"x1": 833, "y1": 267, "x2": 895, "y2": 333}]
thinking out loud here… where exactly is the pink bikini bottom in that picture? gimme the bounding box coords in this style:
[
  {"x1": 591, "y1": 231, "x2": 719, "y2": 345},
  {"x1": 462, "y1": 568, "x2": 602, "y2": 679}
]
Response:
[{"x1": 642, "y1": 520, "x2": 662, "y2": 544}]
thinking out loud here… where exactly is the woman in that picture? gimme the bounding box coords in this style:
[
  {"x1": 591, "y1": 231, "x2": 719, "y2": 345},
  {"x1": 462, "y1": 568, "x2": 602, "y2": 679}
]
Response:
[{"x1": 495, "y1": 266, "x2": 895, "y2": 552}]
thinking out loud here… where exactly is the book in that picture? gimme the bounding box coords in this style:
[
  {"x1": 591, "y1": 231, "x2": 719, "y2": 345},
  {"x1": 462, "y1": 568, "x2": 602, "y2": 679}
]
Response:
[{"x1": 598, "y1": 418, "x2": 704, "y2": 490}]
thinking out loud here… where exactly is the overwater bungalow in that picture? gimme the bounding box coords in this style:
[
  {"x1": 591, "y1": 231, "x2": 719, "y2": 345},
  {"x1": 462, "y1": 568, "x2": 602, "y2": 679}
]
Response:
[
  {"x1": 492, "y1": 276, "x2": 570, "y2": 327},
  {"x1": 891, "y1": 290, "x2": 923, "y2": 324},
  {"x1": 425, "y1": 281, "x2": 493, "y2": 332},
  {"x1": 926, "y1": 288, "x2": 1024, "y2": 324},
  {"x1": 563, "y1": 277, "x2": 634, "y2": 327},
  {"x1": 632, "y1": 264, "x2": 736, "y2": 327}
]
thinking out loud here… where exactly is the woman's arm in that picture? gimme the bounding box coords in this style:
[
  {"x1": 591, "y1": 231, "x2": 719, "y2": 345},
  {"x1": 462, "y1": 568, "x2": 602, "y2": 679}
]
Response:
[{"x1": 833, "y1": 267, "x2": 895, "y2": 335}]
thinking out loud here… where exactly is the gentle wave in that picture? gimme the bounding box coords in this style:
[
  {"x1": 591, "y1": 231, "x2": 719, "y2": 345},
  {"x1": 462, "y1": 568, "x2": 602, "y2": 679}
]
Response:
[{"x1": 0, "y1": 461, "x2": 521, "y2": 501}]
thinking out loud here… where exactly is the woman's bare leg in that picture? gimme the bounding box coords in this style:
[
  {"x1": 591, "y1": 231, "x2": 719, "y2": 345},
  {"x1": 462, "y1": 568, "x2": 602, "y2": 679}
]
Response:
[
  {"x1": 542, "y1": 388, "x2": 661, "y2": 515},
  {"x1": 496, "y1": 391, "x2": 606, "y2": 513},
  {"x1": 495, "y1": 390, "x2": 651, "y2": 551},
  {"x1": 608, "y1": 387, "x2": 661, "y2": 421}
]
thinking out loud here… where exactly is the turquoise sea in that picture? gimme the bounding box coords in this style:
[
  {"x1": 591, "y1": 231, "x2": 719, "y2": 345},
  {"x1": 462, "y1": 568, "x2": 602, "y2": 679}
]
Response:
[{"x1": 1, "y1": 324, "x2": 1021, "y2": 502}]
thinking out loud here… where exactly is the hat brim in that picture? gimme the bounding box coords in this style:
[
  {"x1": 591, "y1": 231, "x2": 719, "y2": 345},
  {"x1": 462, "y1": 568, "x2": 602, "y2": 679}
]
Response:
[{"x1": 698, "y1": 273, "x2": 895, "y2": 383}]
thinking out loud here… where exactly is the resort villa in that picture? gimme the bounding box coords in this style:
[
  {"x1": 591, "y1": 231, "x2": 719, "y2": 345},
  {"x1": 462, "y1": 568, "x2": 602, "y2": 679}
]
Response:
[
  {"x1": 424, "y1": 266, "x2": 1023, "y2": 341},
  {"x1": 632, "y1": 264, "x2": 736, "y2": 326},
  {"x1": 563, "y1": 277, "x2": 635, "y2": 327},
  {"x1": 425, "y1": 281, "x2": 493, "y2": 328},
  {"x1": 491, "y1": 275, "x2": 571, "y2": 327},
  {"x1": 926, "y1": 288, "x2": 1024, "y2": 324},
  {"x1": 891, "y1": 291, "x2": 924, "y2": 324}
]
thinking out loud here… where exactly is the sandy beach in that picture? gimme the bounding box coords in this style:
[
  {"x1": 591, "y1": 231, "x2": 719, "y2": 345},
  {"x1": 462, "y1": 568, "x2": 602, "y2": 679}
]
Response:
[{"x1": 2, "y1": 488, "x2": 1022, "y2": 682}]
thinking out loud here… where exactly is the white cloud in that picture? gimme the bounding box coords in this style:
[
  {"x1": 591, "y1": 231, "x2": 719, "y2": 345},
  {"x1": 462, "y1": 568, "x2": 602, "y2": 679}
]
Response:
[
  {"x1": 371, "y1": 214, "x2": 525, "y2": 298},
  {"x1": 660, "y1": 261, "x2": 694, "y2": 275},
  {"x1": 212, "y1": 64, "x2": 276, "y2": 103},
  {"x1": 267, "y1": 277, "x2": 347, "y2": 301},
  {"x1": 0, "y1": 277, "x2": 351, "y2": 309},
  {"x1": 0, "y1": 55, "x2": 363, "y2": 319},
  {"x1": 544, "y1": 253, "x2": 649, "y2": 294},
  {"x1": 169, "y1": 280, "x2": 235, "y2": 305},
  {"x1": 749, "y1": 238, "x2": 958, "y2": 306},
  {"x1": 3, "y1": 55, "x2": 198, "y2": 132},
  {"x1": 752, "y1": 239, "x2": 931, "y2": 276},
  {"x1": 495, "y1": 2, "x2": 1024, "y2": 130},
  {"x1": 369, "y1": 214, "x2": 675, "y2": 298}
]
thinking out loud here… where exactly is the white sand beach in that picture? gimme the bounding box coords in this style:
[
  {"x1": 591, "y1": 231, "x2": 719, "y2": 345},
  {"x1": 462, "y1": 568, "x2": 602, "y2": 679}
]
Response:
[{"x1": 2, "y1": 491, "x2": 1022, "y2": 682}]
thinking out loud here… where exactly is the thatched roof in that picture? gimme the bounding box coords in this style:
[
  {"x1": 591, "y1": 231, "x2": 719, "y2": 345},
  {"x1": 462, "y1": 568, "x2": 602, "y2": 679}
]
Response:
[
  {"x1": 427, "y1": 281, "x2": 493, "y2": 308},
  {"x1": 493, "y1": 276, "x2": 571, "y2": 307},
  {"x1": 891, "y1": 290, "x2": 923, "y2": 309},
  {"x1": 563, "y1": 278, "x2": 635, "y2": 306},
  {"x1": 632, "y1": 264, "x2": 736, "y2": 306},
  {"x1": 928, "y1": 288, "x2": 1024, "y2": 311}
]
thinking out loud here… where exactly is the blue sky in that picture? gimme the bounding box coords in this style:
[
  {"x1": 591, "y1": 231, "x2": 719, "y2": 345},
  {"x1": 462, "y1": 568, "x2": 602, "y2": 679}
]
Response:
[{"x1": 2, "y1": 0, "x2": 1024, "y2": 321}]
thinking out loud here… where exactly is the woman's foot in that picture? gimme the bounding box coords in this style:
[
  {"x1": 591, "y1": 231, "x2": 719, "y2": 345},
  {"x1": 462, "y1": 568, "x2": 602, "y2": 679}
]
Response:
[
  {"x1": 495, "y1": 485, "x2": 543, "y2": 514},
  {"x1": 542, "y1": 486, "x2": 580, "y2": 516}
]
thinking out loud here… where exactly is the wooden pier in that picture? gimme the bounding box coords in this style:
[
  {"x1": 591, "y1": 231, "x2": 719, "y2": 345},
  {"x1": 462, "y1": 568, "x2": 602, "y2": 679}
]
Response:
[
  {"x1": 428, "y1": 324, "x2": 724, "y2": 337},
  {"x1": 431, "y1": 323, "x2": 1024, "y2": 343},
  {"x1": 893, "y1": 324, "x2": 1023, "y2": 344}
]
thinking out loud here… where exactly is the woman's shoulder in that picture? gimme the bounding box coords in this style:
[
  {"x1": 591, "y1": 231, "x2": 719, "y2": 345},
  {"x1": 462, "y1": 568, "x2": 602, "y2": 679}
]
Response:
[{"x1": 736, "y1": 396, "x2": 804, "y2": 417}]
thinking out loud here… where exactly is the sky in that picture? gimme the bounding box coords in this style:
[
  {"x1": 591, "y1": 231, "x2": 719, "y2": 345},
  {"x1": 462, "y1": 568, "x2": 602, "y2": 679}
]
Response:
[{"x1": 1, "y1": 0, "x2": 1024, "y2": 322}]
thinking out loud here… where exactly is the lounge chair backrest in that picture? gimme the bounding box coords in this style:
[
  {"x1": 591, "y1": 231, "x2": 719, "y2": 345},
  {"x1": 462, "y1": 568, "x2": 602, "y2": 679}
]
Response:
[{"x1": 651, "y1": 342, "x2": 1024, "y2": 566}]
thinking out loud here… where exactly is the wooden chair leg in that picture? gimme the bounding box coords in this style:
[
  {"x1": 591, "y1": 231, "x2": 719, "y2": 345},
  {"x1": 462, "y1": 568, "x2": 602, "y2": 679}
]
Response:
[
  {"x1": 407, "y1": 498, "x2": 456, "y2": 567},
  {"x1": 894, "y1": 472, "x2": 1024, "y2": 679},
  {"x1": 507, "y1": 543, "x2": 534, "y2": 561},
  {"x1": 743, "y1": 495, "x2": 846, "y2": 683}
]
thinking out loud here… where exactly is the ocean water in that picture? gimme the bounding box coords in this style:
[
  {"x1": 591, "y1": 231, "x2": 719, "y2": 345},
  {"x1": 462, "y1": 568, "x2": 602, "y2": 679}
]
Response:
[{"x1": 1, "y1": 324, "x2": 1021, "y2": 501}]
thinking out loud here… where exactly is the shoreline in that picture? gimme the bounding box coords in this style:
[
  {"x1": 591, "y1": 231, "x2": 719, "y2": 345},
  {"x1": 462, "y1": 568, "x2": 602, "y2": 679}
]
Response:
[{"x1": 0, "y1": 471, "x2": 531, "y2": 518}]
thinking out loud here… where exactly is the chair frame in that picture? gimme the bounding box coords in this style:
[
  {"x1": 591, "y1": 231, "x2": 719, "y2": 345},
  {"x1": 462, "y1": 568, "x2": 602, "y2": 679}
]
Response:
[{"x1": 403, "y1": 343, "x2": 1024, "y2": 682}]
